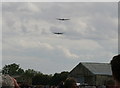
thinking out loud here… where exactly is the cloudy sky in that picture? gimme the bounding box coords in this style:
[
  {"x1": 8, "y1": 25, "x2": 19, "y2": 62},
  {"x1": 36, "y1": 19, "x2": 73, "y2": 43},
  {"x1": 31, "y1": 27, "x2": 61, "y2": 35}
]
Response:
[{"x1": 2, "y1": 2, "x2": 118, "y2": 74}]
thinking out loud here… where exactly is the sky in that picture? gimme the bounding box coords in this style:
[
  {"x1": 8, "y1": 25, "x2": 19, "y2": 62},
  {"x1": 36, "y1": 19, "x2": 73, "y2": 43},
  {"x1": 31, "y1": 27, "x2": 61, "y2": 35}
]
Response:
[{"x1": 2, "y1": 2, "x2": 118, "y2": 74}]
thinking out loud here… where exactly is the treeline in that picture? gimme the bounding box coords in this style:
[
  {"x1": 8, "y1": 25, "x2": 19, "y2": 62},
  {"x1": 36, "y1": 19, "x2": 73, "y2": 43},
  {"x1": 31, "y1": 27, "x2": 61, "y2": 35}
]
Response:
[{"x1": 2, "y1": 63, "x2": 69, "y2": 86}]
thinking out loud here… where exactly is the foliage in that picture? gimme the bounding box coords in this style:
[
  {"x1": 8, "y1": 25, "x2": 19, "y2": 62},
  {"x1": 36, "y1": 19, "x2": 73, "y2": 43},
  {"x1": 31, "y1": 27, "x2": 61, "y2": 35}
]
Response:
[
  {"x1": 24, "y1": 69, "x2": 38, "y2": 78},
  {"x1": 2, "y1": 63, "x2": 69, "y2": 85},
  {"x1": 50, "y1": 71, "x2": 69, "y2": 85},
  {"x1": 2, "y1": 63, "x2": 24, "y2": 76},
  {"x1": 32, "y1": 73, "x2": 52, "y2": 85}
]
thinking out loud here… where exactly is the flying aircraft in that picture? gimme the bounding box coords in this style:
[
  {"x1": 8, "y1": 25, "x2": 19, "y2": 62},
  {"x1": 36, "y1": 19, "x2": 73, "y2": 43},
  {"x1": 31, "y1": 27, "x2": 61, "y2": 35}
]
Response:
[
  {"x1": 56, "y1": 18, "x2": 70, "y2": 21},
  {"x1": 53, "y1": 32, "x2": 64, "y2": 35}
]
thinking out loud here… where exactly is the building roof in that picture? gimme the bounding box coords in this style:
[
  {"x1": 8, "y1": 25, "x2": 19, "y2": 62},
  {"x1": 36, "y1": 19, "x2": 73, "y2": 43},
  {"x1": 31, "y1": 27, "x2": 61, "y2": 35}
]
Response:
[{"x1": 81, "y1": 62, "x2": 112, "y2": 75}]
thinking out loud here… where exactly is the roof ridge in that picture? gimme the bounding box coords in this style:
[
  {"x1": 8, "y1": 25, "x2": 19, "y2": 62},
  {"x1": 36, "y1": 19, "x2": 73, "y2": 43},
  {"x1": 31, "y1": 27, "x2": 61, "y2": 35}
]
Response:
[{"x1": 80, "y1": 62, "x2": 109, "y2": 64}]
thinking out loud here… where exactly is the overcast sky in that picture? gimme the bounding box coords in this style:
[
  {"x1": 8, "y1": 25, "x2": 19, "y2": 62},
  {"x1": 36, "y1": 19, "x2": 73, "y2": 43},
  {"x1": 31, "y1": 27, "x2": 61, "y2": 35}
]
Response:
[{"x1": 2, "y1": 2, "x2": 118, "y2": 74}]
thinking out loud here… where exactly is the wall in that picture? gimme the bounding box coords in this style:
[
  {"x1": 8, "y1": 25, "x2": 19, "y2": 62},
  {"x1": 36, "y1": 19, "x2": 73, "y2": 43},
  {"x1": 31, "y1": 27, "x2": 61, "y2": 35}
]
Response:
[{"x1": 95, "y1": 75, "x2": 113, "y2": 86}]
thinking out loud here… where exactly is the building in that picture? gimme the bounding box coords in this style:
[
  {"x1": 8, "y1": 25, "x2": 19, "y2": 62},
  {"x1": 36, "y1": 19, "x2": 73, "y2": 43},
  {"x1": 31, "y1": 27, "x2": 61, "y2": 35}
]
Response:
[{"x1": 69, "y1": 62, "x2": 113, "y2": 86}]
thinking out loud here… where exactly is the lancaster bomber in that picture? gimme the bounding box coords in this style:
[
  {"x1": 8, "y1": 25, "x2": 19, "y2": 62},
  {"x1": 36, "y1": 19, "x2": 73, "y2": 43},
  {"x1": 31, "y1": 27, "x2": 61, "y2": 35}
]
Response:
[
  {"x1": 56, "y1": 18, "x2": 70, "y2": 21},
  {"x1": 53, "y1": 32, "x2": 64, "y2": 35}
]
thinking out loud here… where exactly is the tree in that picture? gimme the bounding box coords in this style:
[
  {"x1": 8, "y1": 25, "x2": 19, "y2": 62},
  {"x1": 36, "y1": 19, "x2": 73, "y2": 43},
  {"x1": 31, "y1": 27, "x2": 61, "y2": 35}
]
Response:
[
  {"x1": 24, "y1": 69, "x2": 38, "y2": 77},
  {"x1": 32, "y1": 73, "x2": 52, "y2": 85},
  {"x1": 23, "y1": 69, "x2": 43, "y2": 85},
  {"x1": 2, "y1": 63, "x2": 24, "y2": 76},
  {"x1": 50, "y1": 71, "x2": 69, "y2": 85},
  {"x1": 2, "y1": 63, "x2": 69, "y2": 86}
]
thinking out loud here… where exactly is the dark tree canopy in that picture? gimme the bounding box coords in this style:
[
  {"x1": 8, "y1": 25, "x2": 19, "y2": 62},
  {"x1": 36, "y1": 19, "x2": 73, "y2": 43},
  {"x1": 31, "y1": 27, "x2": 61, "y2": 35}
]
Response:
[
  {"x1": 2, "y1": 63, "x2": 69, "y2": 86},
  {"x1": 2, "y1": 63, "x2": 24, "y2": 76},
  {"x1": 32, "y1": 73, "x2": 52, "y2": 85},
  {"x1": 50, "y1": 71, "x2": 69, "y2": 85}
]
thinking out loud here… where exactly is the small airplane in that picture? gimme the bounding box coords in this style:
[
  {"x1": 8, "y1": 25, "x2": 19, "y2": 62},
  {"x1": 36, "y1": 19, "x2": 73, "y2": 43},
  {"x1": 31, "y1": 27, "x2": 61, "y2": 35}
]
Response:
[
  {"x1": 56, "y1": 18, "x2": 70, "y2": 21},
  {"x1": 53, "y1": 32, "x2": 64, "y2": 35}
]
